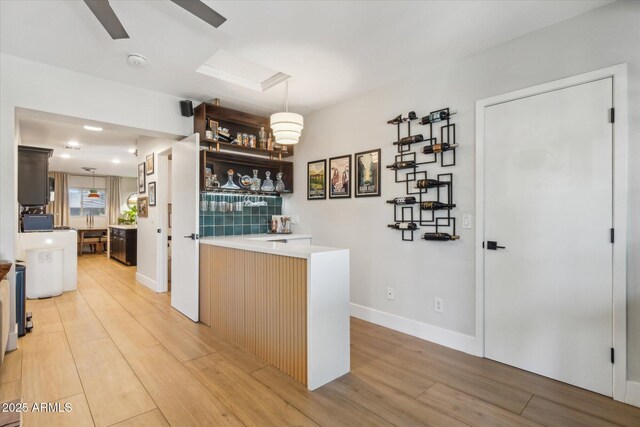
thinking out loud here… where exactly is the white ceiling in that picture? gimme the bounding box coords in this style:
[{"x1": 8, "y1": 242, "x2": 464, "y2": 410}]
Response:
[
  {"x1": 1, "y1": 1, "x2": 612, "y2": 116},
  {"x1": 18, "y1": 111, "x2": 144, "y2": 177}
]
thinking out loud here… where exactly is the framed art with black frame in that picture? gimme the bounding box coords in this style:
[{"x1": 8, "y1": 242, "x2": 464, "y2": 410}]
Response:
[
  {"x1": 329, "y1": 155, "x2": 351, "y2": 199},
  {"x1": 307, "y1": 159, "x2": 327, "y2": 200},
  {"x1": 138, "y1": 162, "x2": 146, "y2": 193},
  {"x1": 354, "y1": 148, "x2": 381, "y2": 197},
  {"x1": 148, "y1": 181, "x2": 156, "y2": 206}
]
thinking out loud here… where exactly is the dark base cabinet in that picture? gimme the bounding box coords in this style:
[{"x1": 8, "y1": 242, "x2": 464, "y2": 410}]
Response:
[{"x1": 110, "y1": 227, "x2": 137, "y2": 266}]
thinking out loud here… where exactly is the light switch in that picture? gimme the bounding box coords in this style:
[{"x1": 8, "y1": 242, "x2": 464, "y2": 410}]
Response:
[{"x1": 462, "y1": 214, "x2": 472, "y2": 229}]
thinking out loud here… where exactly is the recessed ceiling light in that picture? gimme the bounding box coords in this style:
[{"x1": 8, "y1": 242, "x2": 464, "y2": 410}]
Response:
[
  {"x1": 60, "y1": 154, "x2": 71, "y2": 159},
  {"x1": 112, "y1": 159, "x2": 121, "y2": 164},
  {"x1": 67, "y1": 140, "x2": 80, "y2": 147},
  {"x1": 84, "y1": 125, "x2": 103, "y2": 131},
  {"x1": 127, "y1": 148, "x2": 137, "y2": 154}
]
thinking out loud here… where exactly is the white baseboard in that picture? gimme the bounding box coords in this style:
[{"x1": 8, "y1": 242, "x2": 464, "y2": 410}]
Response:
[
  {"x1": 6, "y1": 329, "x2": 18, "y2": 351},
  {"x1": 350, "y1": 303, "x2": 478, "y2": 356},
  {"x1": 135, "y1": 272, "x2": 157, "y2": 292},
  {"x1": 626, "y1": 381, "x2": 640, "y2": 408}
]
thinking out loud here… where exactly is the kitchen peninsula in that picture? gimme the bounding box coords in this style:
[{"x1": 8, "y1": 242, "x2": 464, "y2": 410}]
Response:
[{"x1": 199, "y1": 234, "x2": 350, "y2": 390}]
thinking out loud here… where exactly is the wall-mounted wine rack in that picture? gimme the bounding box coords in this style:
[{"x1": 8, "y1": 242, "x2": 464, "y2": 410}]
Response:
[{"x1": 386, "y1": 108, "x2": 459, "y2": 242}]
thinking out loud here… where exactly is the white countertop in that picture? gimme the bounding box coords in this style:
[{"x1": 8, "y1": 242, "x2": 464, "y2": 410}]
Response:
[
  {"x1": 109, "y1": 225, "x2": 137, "y2": 229},
  {"x1": 199, "y1": 234, "x2": 346, "y2": 259}
]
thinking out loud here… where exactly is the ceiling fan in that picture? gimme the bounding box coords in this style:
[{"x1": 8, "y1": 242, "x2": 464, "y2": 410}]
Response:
[{"x1": 83, "y1": 0, "x2": 227, "y2": 40}]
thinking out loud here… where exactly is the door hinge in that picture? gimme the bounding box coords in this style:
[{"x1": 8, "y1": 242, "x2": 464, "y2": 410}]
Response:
[
  {"x1": 610, "y1": 228, "x2": 615, "y2": 244},
  {"x1": 611, "y1": 347, "x2": 615, "y2": 364},
  {"x1": 610, "y1": 108, "x2": 615, "y2": 124}
]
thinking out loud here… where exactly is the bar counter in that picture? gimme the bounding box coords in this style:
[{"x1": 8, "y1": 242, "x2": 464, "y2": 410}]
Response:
[{"x1": 199, "y1": 234, "x2": 350, "y2": 390}]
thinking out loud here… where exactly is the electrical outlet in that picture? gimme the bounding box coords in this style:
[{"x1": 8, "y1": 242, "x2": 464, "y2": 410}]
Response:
[
  {"x1": 434, "y1": 297, "x2": 443, "y2": 313},
  {"x1": 387, "y1": 287, "x2": 395, "y2": 300}
]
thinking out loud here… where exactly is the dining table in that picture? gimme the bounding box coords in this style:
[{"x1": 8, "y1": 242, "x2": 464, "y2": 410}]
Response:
[{"x1": 76, "y1": 227, "x2": 108, "y2": 256}]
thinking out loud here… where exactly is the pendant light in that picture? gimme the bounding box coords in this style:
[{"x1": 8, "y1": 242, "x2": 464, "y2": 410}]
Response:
[
  {"x1": 270, "y1": 80, "x2": 303, "y2": 145},
  {"x1": 82, "y1": 167, "x2": 100, "y2": 198}
]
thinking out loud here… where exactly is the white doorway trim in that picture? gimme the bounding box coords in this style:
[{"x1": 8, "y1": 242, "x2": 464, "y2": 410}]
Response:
[
  {"x1": 156, "y1": 147, "x2": 172, "y2": 293},
  {"x1": 475, "y1": 64, "x2": 628, "y2": 402}
]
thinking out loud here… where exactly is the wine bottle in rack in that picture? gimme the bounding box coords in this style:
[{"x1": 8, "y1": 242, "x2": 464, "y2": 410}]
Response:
[
  {"x1": 388, "y1": 223, "x2": 418, "y2": 230},
  {"x1": 416, "y1": 179, "x2": 447, "y2": 189},
  {"x1": 423, "y1": 232, "x2": 460, "y2": 241},
  {"x1": 423, "y1": 143, "x2": 458, "y2": 154},
  {"x1": 420, "y1": 110, "x2": 457, "y2": 125},
  {"x1": 386, "y1": 160, "x2": 416, "y2": 170},
  {"x1": 393, "y1": 134, "x2": 424, "y2": 146},
  {"x1": 386, "y1": 196, "x2": 417, "y2": 205},
  {"x1": 387, "y1": 111, "x2": 417, "y2": 125},
  {"x1": 420, "y1": 201, "x2": 456, "y2": 210}
]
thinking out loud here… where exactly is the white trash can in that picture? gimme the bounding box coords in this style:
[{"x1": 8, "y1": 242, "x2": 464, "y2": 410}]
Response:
[{"x1": 26, "y1": 247, "x2": 64, "y2": 299}]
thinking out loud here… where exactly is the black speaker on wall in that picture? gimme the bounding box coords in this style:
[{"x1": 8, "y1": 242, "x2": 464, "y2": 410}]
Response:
[{"x1": 180, "y1": 100, "x2": 194, "y2": 117}]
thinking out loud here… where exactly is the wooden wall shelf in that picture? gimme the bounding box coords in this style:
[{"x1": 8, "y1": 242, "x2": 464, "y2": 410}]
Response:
[
  {"x1": 200, "y1": 150, "x2": 294, "y2": 193},
  {"x1": 194, "y1": 102, "x2": 294, "y2": 159}
]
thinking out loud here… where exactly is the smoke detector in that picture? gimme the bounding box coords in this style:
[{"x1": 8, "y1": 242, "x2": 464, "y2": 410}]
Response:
[{"x1": 127, "y1": 53, "x2": 147, "y2": 67}]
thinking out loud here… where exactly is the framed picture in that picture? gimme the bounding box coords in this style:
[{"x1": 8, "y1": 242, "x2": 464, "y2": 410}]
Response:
[
  {"x1": 138, "y1": 162, "x2": 146, "y2": 193},
  {"x1": 146, "y1": 153, "x2": 154, "y2": 175},
  {"x1": 329, "y1": 155, "x2": 351, "y2": 199},
  {"x1": 137, "y1": 196, "x2": 149, "y2": 218},
  {"x1": 208, "y1": 119, "x2": 219, "y2": 139},
  {"x1": 148, "y1": 182, "x2": 156, "y2": 206},
  {"x1": 307, "y1": 159, "x2": 327, "y2": 200},
  {"x1": 354, "y1": 148, "x2": 381, "y2": 197}
]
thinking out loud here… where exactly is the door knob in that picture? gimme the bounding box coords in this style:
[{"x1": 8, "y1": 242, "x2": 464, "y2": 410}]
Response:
[
  {"x1": 486, "y1": 241, "x2": 505, "y2": 250},
  {"x1": 184, "y1": 233, "x2": 199, "y2": 240}
]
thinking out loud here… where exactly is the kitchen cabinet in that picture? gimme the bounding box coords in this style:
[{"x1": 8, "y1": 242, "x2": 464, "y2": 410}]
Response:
[
  {"x1": 18, "y1": 145, "x2": 53, "y2": 207},
  {"x1": 109, "y1": 226, "x2": 137, "y2": 266}
]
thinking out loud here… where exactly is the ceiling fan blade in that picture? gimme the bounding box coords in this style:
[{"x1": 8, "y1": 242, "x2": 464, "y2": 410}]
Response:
[
  {"x1": 83, "y1": 0, "x2": 129, "y2": 40},
  {"x1": 170, "y1": 0, "x2": 227, "y2": 29}
]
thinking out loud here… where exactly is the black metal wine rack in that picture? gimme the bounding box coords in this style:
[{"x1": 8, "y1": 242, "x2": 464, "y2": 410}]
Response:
[{"x1": 386, "y1": 108, "x2": 458, "y2": 242}]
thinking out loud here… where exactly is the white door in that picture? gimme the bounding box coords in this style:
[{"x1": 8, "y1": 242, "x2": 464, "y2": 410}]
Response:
[
  {"x1": 484, "y1": 78, "x2": 613, "y2": 396},
  {"x1": 171, "y1": 133, "x2": 200, "y2": 321}
]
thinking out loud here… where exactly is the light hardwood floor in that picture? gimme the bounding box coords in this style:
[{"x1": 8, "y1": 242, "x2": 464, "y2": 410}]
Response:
[{"x1": 1, "y1": 254, "x2": 639, "y2": 426}]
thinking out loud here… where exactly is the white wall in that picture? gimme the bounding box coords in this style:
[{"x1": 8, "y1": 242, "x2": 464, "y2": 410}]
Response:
[
  {"x1": 0, "y1": 53, "x2": 191, "y2": 349},
  {"x1": 134, "y1": 137, "x2": 178, "y2": 291},
  {"x1": 286, "y1": 1, "x2": 640, "y2": 381}
]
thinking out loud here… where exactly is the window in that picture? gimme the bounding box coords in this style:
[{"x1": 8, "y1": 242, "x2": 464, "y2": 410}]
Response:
[{"x1": 69, "y1": 188, "x2": 106, "y2": 216}]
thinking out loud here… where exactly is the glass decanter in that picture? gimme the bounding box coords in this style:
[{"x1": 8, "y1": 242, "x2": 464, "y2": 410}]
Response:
[
  {"x1": 221, "y1": 169, "x2": 240, "y2": 190},
  {"x1": 261, "y1": 171, "x2": 275, "y2": 192},
  {"x1": 275, "y1": 172, "x2": 286, "y2": 193},
  {"x1": 250, "y1": 169, "x2": 261, "y2": 191}
]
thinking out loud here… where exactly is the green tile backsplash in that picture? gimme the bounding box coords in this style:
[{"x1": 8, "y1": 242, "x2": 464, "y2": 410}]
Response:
[{"x1": 199, "y1": 193, "x2": 282, "y2": 237}]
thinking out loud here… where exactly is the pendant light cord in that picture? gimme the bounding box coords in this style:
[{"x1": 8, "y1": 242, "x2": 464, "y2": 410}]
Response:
[{"x1": 284, "y1": 80, "x2": 289, "y2": 113}]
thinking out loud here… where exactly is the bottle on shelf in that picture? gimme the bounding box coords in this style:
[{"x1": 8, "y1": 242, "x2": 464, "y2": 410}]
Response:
[
  {"x1": 250, "y1": 169, "x2": 261, "y2": 191},
  {"x1": 423, "y1": 232, "x2": 460, "y2": 241},
  {"x1": 420, "y1": 110, "x2": 457, "y2": 125},
  {"x1": 386, "y1": 160, "x2": 416, "y2": 170},
  {"x1": 420, "y1": 201, "x2": 456, "y2": 210},
  {"x1": 205, "y1": 118, "x2": 213, "y2": 140},
  {"x1": 386, "y1": 196, "x2": 417, "y2": 205},
  {"x1": 258, "y1": 127, "x2": 267, "y2": 149},
  {"x1": 267, "y1": 132, "x2": 274, "y2": 151},
  {"x1": 275, "y1": 172, "x2": 286, "y2": 192},
  {"x1": 416, "y1": 179, "x2": 448, "y2": 189},
  {"x1": 388, "y1": 222, "x2": 418, "y2": 230},
  {"x1": 387, "y1": 111, "x2": 417, "y2": 125},
  {"x1": 423, "y1": 143, "x2": 458, "y2": 154},
  {"x1": 393, "y1": 134, "x2": 424, "y2": 146},
  {"x1": 261, "y1": 171, "x2": 275, "y2": 192}
]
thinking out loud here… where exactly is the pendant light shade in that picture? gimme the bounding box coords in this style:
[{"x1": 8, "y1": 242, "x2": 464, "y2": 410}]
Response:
[
  {"x1": 270, "y1": 112, "x2": 304, "y2": 145},
  {"x1": 83, "y1": 167, "x2": 100, "y2": 198},
  {"x1": 87, "y1": 189, "x2": 100, "y2": 198},
  {"x1": 270, "y1": 80, "x2": 303, "y2": 145}
]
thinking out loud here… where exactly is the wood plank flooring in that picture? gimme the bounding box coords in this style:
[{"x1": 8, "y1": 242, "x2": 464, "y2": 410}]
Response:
[{"x1": 1, "y1": 254, "x2": 639, "y2": 426}]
